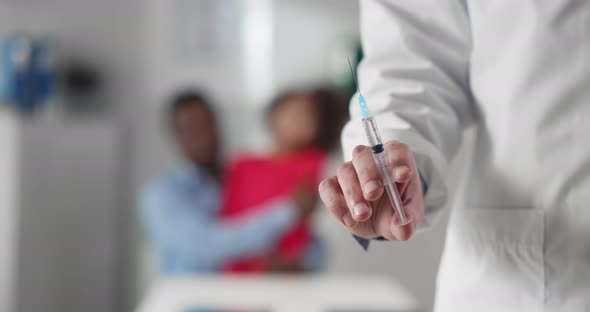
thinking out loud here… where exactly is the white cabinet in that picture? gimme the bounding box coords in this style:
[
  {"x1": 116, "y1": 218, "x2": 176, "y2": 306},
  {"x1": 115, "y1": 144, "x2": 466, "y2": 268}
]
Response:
[
  {"x1": 0, "y1": 112, "x2": 20, "y2": 312},
  {"x1": 5, "y1": 117, "x2": 121, "y2": 312}
]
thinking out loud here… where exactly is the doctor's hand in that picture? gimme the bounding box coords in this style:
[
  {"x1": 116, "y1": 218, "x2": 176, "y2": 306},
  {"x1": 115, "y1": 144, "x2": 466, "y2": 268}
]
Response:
[{"x1": 319, "y1": 141, "x2": 425, "y2": 241}]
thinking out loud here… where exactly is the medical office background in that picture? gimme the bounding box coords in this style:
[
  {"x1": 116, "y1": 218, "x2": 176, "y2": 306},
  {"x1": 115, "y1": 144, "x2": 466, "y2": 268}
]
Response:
[{"x1": 0, "y1": 0, "x2": 473, "y2": 311}]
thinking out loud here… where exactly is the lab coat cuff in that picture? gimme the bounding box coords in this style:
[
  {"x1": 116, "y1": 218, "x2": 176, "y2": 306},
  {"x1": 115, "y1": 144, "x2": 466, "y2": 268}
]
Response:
[
  {"x1": 354, "y1": 235, "x2": 370, "y2": 251},
  {"x1": 419, "y1": 171, "x2": 429, "y2": 195},
  {"x1": 353, "y1": 235, "x2": 387, "y2": 251}
]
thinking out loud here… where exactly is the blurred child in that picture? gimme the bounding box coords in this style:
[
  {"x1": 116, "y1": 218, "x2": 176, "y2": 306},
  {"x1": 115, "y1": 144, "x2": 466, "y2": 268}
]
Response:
[
  {"x1": 221, "y1": 87, "x2": 347, "y2": 273},
  {"x1": 141, "y1": 91, "x2": 315, "y2": 274}
]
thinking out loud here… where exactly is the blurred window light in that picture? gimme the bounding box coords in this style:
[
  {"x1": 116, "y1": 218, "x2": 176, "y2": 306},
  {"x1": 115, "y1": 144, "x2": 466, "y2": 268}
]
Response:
[
  {"x1": 173, "y1": 0, "x2": 240, "y2": 61},
  {"x1": 242, "y1": 0, "x2": 274, "y2": 106}
]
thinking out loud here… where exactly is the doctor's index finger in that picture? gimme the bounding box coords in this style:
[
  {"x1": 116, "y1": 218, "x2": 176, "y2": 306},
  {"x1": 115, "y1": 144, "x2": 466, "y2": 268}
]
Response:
[
  {"x1": 384, "y1": 141, "x2": 415, "y2": 183},
  {"x1": 337, "y1": 162, "x2": 372, "y2": 222},
  {"x1": 318, "y1": 176, "x2": 357, "y2": 228},
  {"x1": 351, "y1": 145, "x2": 384, "y2": 201}
]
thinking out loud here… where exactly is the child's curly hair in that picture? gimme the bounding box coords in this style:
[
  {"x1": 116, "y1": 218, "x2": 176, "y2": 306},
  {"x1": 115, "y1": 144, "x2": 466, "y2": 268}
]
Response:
[{"x1": 267, "y1": 87, "x2": 349, "y2": 152}]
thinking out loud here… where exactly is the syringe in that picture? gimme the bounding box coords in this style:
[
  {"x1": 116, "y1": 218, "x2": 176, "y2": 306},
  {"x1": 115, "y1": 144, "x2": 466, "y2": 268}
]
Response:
[{"x1": 347, "y1": 59, "x2": 411, "y2": 226}]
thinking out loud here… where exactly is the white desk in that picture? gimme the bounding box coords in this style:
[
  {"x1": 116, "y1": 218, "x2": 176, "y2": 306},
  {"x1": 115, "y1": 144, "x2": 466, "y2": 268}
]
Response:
[{"x1": 137, "y1": 275, "x2": 420, "y2": 312}]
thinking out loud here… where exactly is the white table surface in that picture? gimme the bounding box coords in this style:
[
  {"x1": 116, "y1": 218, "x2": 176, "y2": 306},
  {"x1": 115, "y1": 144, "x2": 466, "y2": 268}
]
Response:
[{"x1": 137, "y1": 275, "x2": 420, "y2": 312}]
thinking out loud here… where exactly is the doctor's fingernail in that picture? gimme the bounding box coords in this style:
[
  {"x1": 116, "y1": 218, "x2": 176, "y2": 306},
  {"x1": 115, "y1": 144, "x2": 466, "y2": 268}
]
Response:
[
  {"x1": 343, "y1": 214, "x2": 357, "y2": 227},
  {"x1": 353, "y1": 202, "x2": 370, "y2": 218},
  {"x1": 365, "y1": 180, "x2": 382, "y2": 196},
  {"x1": 395, "y1": 166, "x2": 410, "y2": 180}
]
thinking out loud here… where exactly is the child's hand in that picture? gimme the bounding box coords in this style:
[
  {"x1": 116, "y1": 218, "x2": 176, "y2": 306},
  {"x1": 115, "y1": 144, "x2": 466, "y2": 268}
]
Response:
[
  {"x1": 265, "y1": 254, "x2": 304, "y2": 273},
  {"x1": 293, "y1": 181, "x2": 317, "y2": 221}
]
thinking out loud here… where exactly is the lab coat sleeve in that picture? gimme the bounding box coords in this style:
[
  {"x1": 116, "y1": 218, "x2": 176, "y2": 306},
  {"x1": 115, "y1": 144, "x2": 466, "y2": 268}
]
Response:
[
  {"x1": 141, "y1": 186, "x2": 296, "y2": 271},
  {"x1": 343, "y1": 0, "x2": 475, "y2": 228}
]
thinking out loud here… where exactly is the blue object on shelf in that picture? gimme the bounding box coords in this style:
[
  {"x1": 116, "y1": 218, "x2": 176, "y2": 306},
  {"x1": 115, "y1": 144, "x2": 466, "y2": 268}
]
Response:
[{"x1": 1, "y1": 35, "x2": 56, "y2": 114}]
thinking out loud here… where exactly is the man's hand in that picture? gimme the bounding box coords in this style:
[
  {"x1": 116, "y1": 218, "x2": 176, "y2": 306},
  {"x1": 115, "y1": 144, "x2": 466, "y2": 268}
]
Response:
[
  {"x1": 265, "y1": 254, "x2": 304, "y2": 273},
  {"x1": 318, "y1": 141, "x2": 425, "y2": 241}
]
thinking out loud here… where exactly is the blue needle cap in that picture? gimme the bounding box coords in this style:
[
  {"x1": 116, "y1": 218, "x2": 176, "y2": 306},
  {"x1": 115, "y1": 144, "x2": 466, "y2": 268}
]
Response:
[{"x1": 347, "y1": 58, "x2": 372, "y2": 118}]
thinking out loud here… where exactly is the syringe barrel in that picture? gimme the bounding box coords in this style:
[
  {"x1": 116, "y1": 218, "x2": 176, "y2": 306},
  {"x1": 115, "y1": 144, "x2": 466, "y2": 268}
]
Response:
[
  {"x1": 373, "y1": 150, "x2": 411, "y2": 226},
  {"x1": 362, "y1": 116, "x2": 382, "y2": 147},
  {"x1": 362, "y1": 117, "x2": 411, "y2": 226}
]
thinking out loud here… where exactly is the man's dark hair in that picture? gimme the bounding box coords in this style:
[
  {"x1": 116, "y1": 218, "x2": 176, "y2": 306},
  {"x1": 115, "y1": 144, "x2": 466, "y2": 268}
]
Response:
[
  {"x1": 267, "y1": 87, "x2": 349, "y2": 152},
  {"x1": 166, "y1": 90, "x2": 221, "y2": 178},
  {"x1": 168, "y1": 90, "x2": 215, "y2": 130}
]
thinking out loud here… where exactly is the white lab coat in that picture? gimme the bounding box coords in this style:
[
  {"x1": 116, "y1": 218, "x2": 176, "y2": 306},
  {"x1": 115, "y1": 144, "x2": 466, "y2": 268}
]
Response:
[{"x1": 342, "y1": 1, "x2": 590, "y2": 311}]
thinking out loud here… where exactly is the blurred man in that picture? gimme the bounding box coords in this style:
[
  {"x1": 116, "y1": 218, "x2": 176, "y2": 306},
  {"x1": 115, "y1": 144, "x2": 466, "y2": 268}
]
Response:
[
  {"x1": 319, "y1": 1, "x2": 590, "y2": 311},
  {"x1": 141, "y1": 91, "x2": 319, "y2": 274}
]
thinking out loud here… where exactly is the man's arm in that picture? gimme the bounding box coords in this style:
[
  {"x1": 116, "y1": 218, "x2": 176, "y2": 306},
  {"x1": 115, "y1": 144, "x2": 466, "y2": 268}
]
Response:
[{"x1": 141, "y1": 185, "x2": 296, "y2": 270}]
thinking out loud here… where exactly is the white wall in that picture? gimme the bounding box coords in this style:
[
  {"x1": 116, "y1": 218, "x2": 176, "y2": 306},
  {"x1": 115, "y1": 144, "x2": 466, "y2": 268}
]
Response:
[
  {"x1": 0, "y1": 111, "x2": 20, "y2": 312},
  {"x1": 274, "y1": 0, "x2": 360, "y2": 90},
  {"x1": 0, "y1": 1, "x2": 143, "y2": 311},
  {"x1": 17, "y1": 115, "x2": 120, "y2": 312}
]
